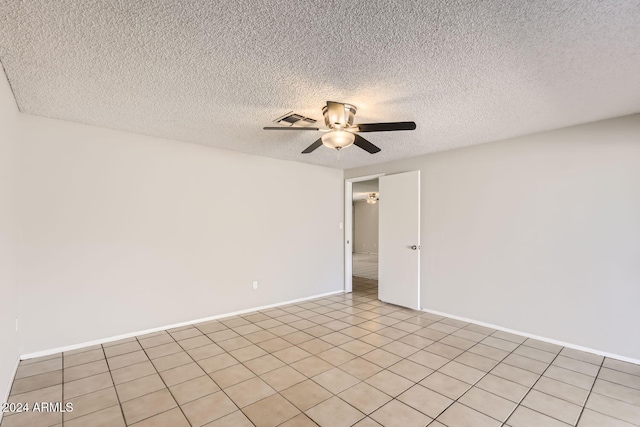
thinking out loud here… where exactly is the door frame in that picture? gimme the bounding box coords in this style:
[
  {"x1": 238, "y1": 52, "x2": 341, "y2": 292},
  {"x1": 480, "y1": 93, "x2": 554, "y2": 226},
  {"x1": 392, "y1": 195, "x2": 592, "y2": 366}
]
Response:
[{"x1": 344, "y1": 173, "x2": 385, "y2": 293}]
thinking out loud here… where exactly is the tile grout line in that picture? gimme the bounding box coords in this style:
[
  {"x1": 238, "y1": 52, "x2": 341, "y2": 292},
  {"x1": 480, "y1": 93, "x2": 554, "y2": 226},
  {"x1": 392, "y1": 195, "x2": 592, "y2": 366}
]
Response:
[
  {"x1": 204, "y1": 315, "x2": 343, "y2": 425},
  {"x1": 102, "y1": 298, "x2": 628, "y2": 427},
  {"x1": 245, "y1": 292, "x2": 379, "y2": 425},
  {"x1": 359, "y1": 290, "x2": 531, "y2": 420},
  {"x1": 79, "y1": 338, "x2": 200, "y2": 424},
  {"x1": 499, "y1": 351, "x2": 629, "y2": 425},
  {"x1": 413, "y1": 325, "x2": 549, "y2": 426},
  {"x1": 199, "y1": 284, "x2": 380, "y2": 425},
  {"x1": 116, "y1": 295, "x2": 632, "y2": 427},
  {"x1": 170, "y1": 328, "x2": 258, "y2": 426},
  {"x1": 404, "y1": 310, "x2": 592, "y2": 426},
  {"x1": 585, "y1": 376, "x2": 640, "y2": 406},
  {"x1": 573, "y1": 357, "x2": 604, "y2": 426},
  {"x1": 214, "y1": 312, "x2": 344, "y2": 426},
  {"x1": 336, "y1": 284, "x2": 546, "y2": 426},
  {"x1": 10, "y1": 280, "x2": 638, "y2": 427},
  {"x1": 134, "y1": 335, "x2": 195, "y2": 427},
  {"x1": 99, "y1": 344, "x2": 128, "y2": 427},
  {"x1": 347, "y1": 283, "x2": 622, "y2": 426},
  {"x1": 191, "y1": 319, "x2": 325, "y2": 426},
  {"x1": 89, "y1": 293, "x2": 628, "y2": 426},
  {"x1": 243, "y1": 284, "x2": 521, "y2": 425},
  {"x1": 296, "y1": 283, "x2": 491, "y2": 424},
  {"x1": 355, "y1": 284, "x2": 509, "y2": 425},
  {"x1": 500, "y1": 349, "x2": 570, "y2": 426},
  {"x1": 61, "y1": 319, "x2": 621, "y2": 407}
]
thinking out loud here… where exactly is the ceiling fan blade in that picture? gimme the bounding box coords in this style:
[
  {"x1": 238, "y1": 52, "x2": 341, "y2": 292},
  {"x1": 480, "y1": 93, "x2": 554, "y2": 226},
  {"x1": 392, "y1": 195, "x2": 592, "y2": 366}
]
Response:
[
  {"x1": 302, "y1": 138, "x2": 323, "y2": 154},
  {"x1": 263, "y1": 126, "x2": 320, "y2": 131},
  {"x1": 355, "y1": 122, "x2": 416, "y2": 132},
  {"x1": 354, "y1": 134, "x2": 381, "y2": 154}
]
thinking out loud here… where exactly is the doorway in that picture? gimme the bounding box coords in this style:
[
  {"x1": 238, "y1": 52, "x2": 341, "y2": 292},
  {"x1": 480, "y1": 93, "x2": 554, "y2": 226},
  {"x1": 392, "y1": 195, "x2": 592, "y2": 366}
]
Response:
[
  {"x1": 345, "y1": 171, "x2": 421, "y2": 310},
  {"x1": 344, "y1": 174, "x2": 384, "y2": 293},
  {"x1": 352, "y1": 179, "x2": 380, "y2": 277}
]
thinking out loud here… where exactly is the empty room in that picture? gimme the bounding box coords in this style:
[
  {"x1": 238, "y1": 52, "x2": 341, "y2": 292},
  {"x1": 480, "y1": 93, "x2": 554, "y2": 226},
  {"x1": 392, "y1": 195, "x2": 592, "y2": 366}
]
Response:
[{"x1": 1, "y1": 1, "x2": 639, "y2": 427}]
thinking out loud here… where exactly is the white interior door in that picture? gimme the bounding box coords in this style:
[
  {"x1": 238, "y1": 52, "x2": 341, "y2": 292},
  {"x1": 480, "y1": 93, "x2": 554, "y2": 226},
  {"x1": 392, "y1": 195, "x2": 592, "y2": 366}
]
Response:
[{"x1": 379, "y1": 171, "x2": 421, "y2": 310}]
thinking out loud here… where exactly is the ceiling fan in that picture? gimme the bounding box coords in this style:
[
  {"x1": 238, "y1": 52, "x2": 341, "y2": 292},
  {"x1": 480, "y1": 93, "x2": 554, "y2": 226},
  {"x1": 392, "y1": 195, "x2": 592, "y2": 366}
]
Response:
[{"x1": 263, "y1": 101, "x2": 416, "y2": 154}]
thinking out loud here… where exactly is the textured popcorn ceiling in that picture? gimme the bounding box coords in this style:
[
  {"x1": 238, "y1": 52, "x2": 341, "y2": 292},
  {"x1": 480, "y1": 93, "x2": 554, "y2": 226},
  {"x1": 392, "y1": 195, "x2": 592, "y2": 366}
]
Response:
[{"x1": 1, "y1": 1, "x2": 640, "y2": 169}]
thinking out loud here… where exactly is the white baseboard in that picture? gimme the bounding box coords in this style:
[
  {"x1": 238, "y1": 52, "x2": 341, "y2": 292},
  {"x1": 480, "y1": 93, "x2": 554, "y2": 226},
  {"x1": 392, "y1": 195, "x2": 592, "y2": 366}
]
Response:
[
  {"x1": 422, "y1": 308, "x2": 640, "y2": 366},
  {"x1": 21, "y1": 289, "x2": 344, "y2": 360}
]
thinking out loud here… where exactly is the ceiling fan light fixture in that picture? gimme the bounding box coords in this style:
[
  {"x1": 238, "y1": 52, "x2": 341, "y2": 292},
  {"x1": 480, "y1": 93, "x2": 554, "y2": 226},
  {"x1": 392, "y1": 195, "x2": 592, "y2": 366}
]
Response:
[{"x1": 321, "y1": 130, "x2": 355, "y2": 150}]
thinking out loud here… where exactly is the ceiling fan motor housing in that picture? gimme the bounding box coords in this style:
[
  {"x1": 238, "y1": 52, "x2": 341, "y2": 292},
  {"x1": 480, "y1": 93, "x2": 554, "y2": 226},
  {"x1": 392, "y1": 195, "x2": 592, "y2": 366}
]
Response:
[{"x1": 323, "y1": 102, "x2": 357, "y2": 130}]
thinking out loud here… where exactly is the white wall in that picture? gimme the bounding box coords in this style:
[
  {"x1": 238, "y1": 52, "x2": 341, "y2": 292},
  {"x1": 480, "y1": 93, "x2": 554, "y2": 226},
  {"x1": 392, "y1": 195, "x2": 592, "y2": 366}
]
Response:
[
  {"x1": 0, "y1": 69, "x2": 20, "y2": 402},
  {"x1": 346, "y1": 114, "x2": 640, "y2": 360},
  {"x1": 354, "y1": 200, "x2": 378, "y2": 254},
  {"x1": 17, "y1": 115, "x2": 344, "y2": 355}
]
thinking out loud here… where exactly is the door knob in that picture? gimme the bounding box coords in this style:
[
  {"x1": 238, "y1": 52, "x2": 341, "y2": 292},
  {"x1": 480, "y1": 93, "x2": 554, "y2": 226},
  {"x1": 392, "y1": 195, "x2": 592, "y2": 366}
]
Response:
[{"x1": 410, "y1": 245, "x2": 420, "y2": 250}]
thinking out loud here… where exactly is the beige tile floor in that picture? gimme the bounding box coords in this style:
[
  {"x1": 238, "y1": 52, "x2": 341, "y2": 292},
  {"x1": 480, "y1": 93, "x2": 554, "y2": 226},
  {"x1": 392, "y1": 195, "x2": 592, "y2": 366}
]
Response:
[
  {"x1": 353, "y1": 254, "x2": 378, "y2": 280},
  {"x1": 2, "y1": 277, "x2": 640, "y2": 427}
]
